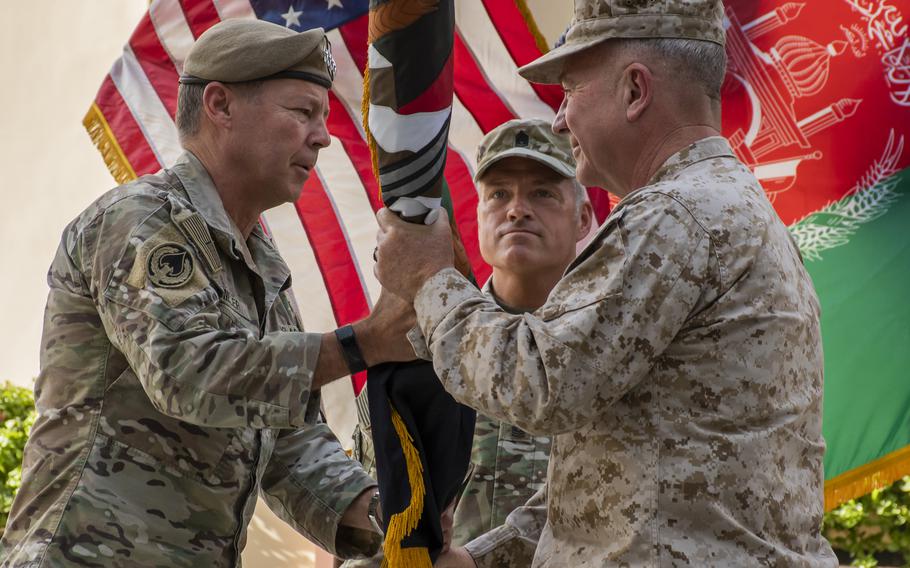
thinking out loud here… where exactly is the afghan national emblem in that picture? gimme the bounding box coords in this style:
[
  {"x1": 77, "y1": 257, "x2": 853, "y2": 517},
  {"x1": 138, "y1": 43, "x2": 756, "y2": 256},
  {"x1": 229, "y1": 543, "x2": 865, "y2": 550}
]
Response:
[{"x1": 147, "y1": 243, "x2": 195, "y2": 288}]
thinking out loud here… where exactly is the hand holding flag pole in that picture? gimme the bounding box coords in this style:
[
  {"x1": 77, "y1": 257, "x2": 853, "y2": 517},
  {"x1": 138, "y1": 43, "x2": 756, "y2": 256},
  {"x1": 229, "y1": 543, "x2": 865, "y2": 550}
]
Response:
[{"x1": 363, "y1": 0, "x2": 476, "y2": 566}]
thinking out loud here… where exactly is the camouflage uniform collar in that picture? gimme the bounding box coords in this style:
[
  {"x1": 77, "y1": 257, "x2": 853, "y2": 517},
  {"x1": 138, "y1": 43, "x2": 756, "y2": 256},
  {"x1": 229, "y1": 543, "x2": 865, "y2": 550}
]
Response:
[
  {"x1": 647, "y1": 136, "x2": 735, "y2": 186},
  {"x1": 171, "y1": 151, "x2": 242, "y2": 259},
  {"x1": 170, "y1": 152, "x2": 292, "y2": 296}
]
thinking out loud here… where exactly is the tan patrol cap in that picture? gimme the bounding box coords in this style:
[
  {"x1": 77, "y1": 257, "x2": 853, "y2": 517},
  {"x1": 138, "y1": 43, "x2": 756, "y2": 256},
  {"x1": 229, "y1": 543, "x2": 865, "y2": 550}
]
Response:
[
  {"x1": 519, "y1": 0, "x2": 726, "y2": 84},
  {"x1": 474, "y1": 118, "x2": 575, "y2": 182},
  {"x1": 180, "y1": 19, "x2": 336, "y2": 88}
]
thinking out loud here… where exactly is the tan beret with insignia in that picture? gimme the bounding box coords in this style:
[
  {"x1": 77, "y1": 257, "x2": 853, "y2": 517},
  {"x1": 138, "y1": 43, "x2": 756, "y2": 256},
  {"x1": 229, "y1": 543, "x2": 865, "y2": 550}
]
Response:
[
  {"x1": 519, "y1": 0, "x2": 725, "y2": 84},
  {"x1": 474, "y1": 118, "x2": 575, "y2": 183},
  {"x1": 180, "y1": 19, "x2": 336, "y2": 88}
]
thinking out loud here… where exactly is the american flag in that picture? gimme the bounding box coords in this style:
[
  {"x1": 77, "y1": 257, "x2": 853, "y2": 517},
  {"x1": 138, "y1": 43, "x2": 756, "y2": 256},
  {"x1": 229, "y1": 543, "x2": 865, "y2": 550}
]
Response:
[{"x1": 83, "y1": 0, "x2": 612, "y2": 397}]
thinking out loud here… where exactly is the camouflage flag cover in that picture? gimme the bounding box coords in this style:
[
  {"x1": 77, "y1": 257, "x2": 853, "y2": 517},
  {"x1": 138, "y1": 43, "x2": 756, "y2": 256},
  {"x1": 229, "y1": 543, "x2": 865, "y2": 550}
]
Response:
[{"x1": 363, "y1": 0, "x2": 475, "y2": 565}]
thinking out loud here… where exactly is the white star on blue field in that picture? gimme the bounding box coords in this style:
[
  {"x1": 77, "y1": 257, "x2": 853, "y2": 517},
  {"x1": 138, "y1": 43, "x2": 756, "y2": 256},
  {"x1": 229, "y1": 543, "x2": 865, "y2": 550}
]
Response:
[{"x1": 254, "y1": 0, "x2": 366, "y2": 32}]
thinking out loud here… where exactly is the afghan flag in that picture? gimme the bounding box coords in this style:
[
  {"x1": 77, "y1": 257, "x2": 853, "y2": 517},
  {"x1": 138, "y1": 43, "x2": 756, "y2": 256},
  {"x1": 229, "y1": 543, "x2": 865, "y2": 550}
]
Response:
[
  {"x1": 721, "y1": 1, "x2": 910, "y2": 509},
  {"x1": 363, "y1": 1, "x2": 476, "y2": 566}
]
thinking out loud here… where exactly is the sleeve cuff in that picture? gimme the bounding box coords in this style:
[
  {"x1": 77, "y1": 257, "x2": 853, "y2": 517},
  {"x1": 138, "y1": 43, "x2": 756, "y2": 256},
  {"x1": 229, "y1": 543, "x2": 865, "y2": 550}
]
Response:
[
  {"x1": 413, "y1": 268, "x2": 482, "y2": 343},
  {"x1": 322, "y1": 477, "x2": 383, "y2": 559},
  {"x1": 463, "y1": 525, "x2": 529, "y2": 568}
]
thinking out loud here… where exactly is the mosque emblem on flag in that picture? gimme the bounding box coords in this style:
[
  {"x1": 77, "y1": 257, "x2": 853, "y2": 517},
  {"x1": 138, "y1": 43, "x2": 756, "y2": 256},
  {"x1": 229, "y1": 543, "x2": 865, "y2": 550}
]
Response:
[{"x1": 723, "y1": 3, "x2": 864, "y2": 201}]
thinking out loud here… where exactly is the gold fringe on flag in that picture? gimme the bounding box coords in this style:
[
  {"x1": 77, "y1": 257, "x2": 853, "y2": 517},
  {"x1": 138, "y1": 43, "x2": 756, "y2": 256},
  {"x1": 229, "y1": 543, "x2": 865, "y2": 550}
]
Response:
[
  {"x1": 381, "y1": 405, "x2": 432, "y2": 568},
  {"x1": 82, "y1": 103, "x2": 138, "y2": 185},
  {"x1": 514, "y1": 0, "x2": 551, "y2": 55},
  {"x1": 824, "y1": 444, "x2": 910, "y2": 512}
]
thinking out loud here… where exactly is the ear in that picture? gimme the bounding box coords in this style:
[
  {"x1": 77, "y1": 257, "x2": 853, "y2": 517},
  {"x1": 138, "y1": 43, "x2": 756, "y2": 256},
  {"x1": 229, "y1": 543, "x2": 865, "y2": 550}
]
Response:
[
  {"x1": 622, "y1": 63, "x2": 653, "y2": 123},
  {"x1": 576, "y1": 199, "x2": 594, "y2": 242},
  {"x1": 201, "y1": 82, "x2": 235, "y2": 130}
]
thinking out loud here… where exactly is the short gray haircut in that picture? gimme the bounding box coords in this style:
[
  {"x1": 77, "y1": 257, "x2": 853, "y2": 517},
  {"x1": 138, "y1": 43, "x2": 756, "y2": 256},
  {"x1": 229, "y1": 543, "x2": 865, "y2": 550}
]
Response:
[
  {"x1": 176, "y1": 83, "x2": 205, "y2": 140},
  {"x1": 570, "y1": 178, "x2": 588, "y2": 215},
  {"x1": 613, "y1": 38, "x2": 727, "y2": 101},
  {"x1": 175, "y1": 81, "x2": 264, "y2": 141}
]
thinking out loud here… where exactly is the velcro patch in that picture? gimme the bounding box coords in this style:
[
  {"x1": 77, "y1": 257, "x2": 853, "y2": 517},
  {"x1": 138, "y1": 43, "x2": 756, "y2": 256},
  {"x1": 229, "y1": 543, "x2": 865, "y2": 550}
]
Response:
[{"x1": 147, "y1": 243, "x2": 194, "y2": 288}]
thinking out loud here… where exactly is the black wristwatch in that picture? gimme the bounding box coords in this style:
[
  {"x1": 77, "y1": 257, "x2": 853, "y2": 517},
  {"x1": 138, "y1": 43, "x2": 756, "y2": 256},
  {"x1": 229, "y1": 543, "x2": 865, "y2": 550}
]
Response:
[{"x1": 335, "y1": 324, "x2": 368, "y2": 374}]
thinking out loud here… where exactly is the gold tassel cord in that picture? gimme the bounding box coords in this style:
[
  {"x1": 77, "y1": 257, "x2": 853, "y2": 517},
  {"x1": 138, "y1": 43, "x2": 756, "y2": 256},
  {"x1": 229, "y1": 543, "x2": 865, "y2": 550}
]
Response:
[
  {"x1": 824, "y1": 444, "x2": 910, "y2": 512},
  {"x1": 362, "y1": 63, "x2": 382, "y2": 201},
  {"x1": 83, "y1": 103, "x2": 137, "y2": 185},
  {"x1": 381, "y1": 405, "x2": 432, "y2": 568},
  {"x1": 514, "y1": 0, "x2": 551, "y2": 55}
]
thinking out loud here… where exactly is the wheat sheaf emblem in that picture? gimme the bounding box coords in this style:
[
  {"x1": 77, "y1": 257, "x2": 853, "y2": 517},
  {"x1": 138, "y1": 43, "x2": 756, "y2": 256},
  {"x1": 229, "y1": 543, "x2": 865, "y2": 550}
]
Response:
[{"x1": 789, "y1": 130, "x2": 906, "y2": 262}]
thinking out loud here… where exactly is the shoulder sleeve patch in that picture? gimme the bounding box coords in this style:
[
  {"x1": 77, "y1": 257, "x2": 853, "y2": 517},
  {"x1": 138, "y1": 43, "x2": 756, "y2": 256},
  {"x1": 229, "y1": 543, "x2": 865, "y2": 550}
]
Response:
[{"x1": 125, "y1": 224, "x2": 211, "y2": 308}]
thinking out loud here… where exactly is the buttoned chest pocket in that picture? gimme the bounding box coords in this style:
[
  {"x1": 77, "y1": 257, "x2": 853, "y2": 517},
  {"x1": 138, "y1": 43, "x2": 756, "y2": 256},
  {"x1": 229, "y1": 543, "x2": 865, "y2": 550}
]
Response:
[{"x1": 538, "y1": 222, "x2": 626, "y2": 322}]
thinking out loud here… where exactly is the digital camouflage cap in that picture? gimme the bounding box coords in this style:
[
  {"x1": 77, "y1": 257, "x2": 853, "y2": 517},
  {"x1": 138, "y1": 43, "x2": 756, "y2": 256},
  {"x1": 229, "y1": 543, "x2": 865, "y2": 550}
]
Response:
[
  {"x1": 180, "y1": 19, "x2": 336, "y2": 88},
  {"x1": 474, "y1": 118, "x2": 576, "y2": 183},
  {"x1": 518, "y1": 0, "x2": 726, "y2": 84}
]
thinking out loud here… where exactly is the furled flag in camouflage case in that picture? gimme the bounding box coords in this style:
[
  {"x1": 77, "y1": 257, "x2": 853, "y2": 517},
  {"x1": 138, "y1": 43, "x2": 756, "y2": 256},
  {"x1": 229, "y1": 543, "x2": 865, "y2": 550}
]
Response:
[{"x1": 362, "y1": 1, "x2": 476, "y2": 566}]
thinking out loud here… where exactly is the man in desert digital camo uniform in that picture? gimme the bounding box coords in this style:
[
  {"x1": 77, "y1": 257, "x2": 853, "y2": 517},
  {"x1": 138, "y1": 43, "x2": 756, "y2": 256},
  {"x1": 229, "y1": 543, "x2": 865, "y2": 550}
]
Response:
[{"x1": 375, "y1": 0, "x2": 839, "y2": 566}]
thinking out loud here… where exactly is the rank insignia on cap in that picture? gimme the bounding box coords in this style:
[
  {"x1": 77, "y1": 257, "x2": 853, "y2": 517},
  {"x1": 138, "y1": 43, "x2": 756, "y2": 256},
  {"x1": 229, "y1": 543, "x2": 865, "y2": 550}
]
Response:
[
  {"x1": 323, "y1": 38, "x2": 337, "y2": 81},
  {"x1": 148, "y1": 243, "x2": 195, "y2": 288},
  {"x1": 515, "y1": 131, "x2": 529, "y2": 147}
]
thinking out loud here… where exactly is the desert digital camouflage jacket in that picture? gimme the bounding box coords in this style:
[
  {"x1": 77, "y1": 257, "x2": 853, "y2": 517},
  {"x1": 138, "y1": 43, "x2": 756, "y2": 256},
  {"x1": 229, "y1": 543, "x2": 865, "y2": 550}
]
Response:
[
  {"x1": 0, "y1": 152, "x2": 379, "y2": 567},
  {"x1": 413, "y1": 137, "x2": 838, "y2": 567}
]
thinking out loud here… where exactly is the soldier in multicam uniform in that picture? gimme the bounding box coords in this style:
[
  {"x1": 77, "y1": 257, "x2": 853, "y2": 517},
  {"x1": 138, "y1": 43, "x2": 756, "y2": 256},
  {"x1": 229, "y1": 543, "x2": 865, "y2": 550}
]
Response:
[
  {"x1": 0, "y1": 19, "x2": 418, "y2": 567},
  {"x1": 374, "y1": 1, "x2": 839, "y2": 566},
  {"x1": 343, "y1": 118, "x2": 593, "y2": 567}
]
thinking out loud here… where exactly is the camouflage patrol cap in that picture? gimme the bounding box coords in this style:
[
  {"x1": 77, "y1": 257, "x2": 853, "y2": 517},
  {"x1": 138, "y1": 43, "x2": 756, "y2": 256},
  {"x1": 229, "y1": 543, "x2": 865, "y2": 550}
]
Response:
[
  {"x1": 180, "y1": 19, "x2": 336, "y2": 88},
  {"x1": 474, "y1": 118, "x2": 575, "y2": 182},
  {"x1": 519, "y1": 0, "x2": 726, "y2": 84}
]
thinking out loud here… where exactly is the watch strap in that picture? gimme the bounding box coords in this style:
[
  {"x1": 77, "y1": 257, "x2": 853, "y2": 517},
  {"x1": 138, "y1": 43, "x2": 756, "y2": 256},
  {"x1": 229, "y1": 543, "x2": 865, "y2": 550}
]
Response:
[{"x1": 335, "y1": 324, "x2": 368, "y2": 374}]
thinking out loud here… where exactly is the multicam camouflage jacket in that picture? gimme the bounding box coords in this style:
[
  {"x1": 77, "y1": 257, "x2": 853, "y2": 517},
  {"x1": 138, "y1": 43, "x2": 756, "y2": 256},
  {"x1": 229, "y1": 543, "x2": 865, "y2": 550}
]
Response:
[
  {"x1": 0, "y1": 152, "x2": 379, "y2": 567},
  {"x1": 343, "y1": 286, "x2": 551, "y2": 568},
  {"x1": 414, "y1": 137, "x2": 839, "y2": 566}
]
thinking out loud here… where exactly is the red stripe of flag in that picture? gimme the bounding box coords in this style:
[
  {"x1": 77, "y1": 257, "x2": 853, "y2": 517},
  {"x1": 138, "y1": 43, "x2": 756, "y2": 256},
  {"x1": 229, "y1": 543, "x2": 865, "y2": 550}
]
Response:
[
  {"x1": 444, "y1": 148, "x2": 491, "y2": 284},
  {"x1": 480, "y1": 0, "x2": 563, "y2": 111},
  {"x1": 338, "y1": 14, "x2": 370, "y2": 74},
  {"x1": 96, "y1": 75, "x2": 161, "y2": 176},
  {"x1": 128, "y1": 14, "x2": 182, "y2": 118},
  {"x1": 327, "y1": 91, "x2": 383, "y2": 212},
  {"x1": 177, "y1": 0, "x2": 222, "y2": 38},
  {"x1": 295, "y1": 173, "x2": 371, "y2": 326},
  {"x1": 453, "y1": 29, "x2": 516, "y2": 133},
  {"x1": 294, "y1": 171, "x2": 371, "y2": 393}
]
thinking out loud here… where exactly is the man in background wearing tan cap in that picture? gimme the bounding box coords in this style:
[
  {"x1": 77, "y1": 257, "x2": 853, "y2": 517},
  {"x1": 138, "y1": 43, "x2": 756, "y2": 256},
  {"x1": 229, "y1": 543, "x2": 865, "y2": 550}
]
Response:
[
  {"x1": 1, "y1": 19, "x2": 414, "y2": 567},
  {"x1": 375, "y1": 0, "x2": 838, "y2": 566},
  {"x1": 344, "y1": 118, "x2": 592, "y2": 567}
]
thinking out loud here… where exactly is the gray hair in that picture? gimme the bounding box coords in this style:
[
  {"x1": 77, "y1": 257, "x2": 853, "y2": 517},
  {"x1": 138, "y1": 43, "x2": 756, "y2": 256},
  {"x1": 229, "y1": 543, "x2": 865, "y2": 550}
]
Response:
[
  {"x1": 613, "y1": 38, "x2": 727, "y2": 101},
  {"x1": 176, "y1": 81, "x2": 264, "y2": 141},
  {"x1": 571, "y1": 178, "x2": 588, "y2": 215},
  {"x1": 176, "y1": 83, "x2": 205, "y2": 141}
]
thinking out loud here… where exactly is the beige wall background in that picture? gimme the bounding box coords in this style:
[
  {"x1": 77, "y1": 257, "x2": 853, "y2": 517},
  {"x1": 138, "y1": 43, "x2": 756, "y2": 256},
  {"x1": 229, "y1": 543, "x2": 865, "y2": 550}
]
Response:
[{"x1": 0, "y1": 1, "x2": 572, "y2": 565}]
